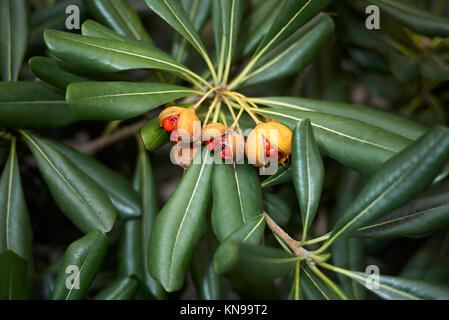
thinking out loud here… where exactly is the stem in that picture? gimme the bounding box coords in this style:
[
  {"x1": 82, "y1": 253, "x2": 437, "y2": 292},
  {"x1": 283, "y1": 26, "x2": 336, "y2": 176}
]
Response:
[
  {"x1": 308, "y1": 263, "x2": 348, "y2": 300},
  {"x1": 101, "y1": 120, "x2": 121, "y2": 137},
  {"x1": 219, "y1": 111, "x2": 228, "y2": 127},
  {"x1": 212, "y1": 101, "x2": 222, "y2": 123},
  {"x1": 223, "y1": 91, "x2": 261, "y2": 124},
  {"x1": 192, "y1": 87, "x2": 220, "y2": 110},
  {"x1": 203, "y1": 96, "x2": 220, "y2": 127},
  {"x1": 222, "y1": 96, "x2": 241, "y2": 130},
  {"x1": 74, "y1": 120, "x2": 147, "y2": 155},
  {"x1": 298, "y1": 232, "x2": 331, "y2": 247},
  {"x1": 263, "y1": 211, "x2": 309, "y2": 256}
]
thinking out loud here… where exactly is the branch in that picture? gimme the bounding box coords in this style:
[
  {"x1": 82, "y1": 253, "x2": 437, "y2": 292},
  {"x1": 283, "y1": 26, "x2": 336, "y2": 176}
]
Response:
[
  {"x1": 75, "y1": 119, "x2": 147, "y2": 155},
  {"x1": 263, "y1": 211, "x2": 309, "y2": 256}
]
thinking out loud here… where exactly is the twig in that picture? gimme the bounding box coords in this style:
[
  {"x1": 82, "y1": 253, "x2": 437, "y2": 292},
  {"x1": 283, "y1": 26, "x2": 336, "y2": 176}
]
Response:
[
  {"x1": 75, "y1": 120, "x2": 147, "y2": 155},
  {"x1": 263, "y1": 211, "x2": 309, "y2": 256}
]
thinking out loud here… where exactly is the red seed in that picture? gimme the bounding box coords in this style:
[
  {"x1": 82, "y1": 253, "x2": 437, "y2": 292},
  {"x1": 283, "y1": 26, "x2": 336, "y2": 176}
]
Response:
[{"x1": 162, "y1": 115, "x2": 179, "y2": 132}]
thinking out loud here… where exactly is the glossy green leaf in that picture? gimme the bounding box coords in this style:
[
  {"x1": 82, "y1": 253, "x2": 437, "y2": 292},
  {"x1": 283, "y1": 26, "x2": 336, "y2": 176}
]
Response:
[
  {"x1": 328, "y1": 126, "x2": 449, "y2": 244},
  {"x1": 67, "y1": 81, "x2": 199, "y2": 121},
  {"x1": 252, "y1": 107, "x2": 412, "y2": 176},
  {"x1": 148, "y1": 149, "x2": 213, "y2": 292},
  {"x1": 172, "y1": 0, "x2": 211, "y2": 63},
  {"x1": 243, "y1": 13, "x2": 334, "y2": 86},
  {"x1": 292, "y1": 120, "x2": 324, "y2": 237},
  {"x1": 301, "y1": 264, "x2": 337, "y2": 300},
  {"x1": 0, "y1": 0, "x2": 29, "y2": 81},
  {"x1": 21, "y1": 131, "x2": 117, "y2": 233},
  {"x1": 327, "y1": 264, "x2": 449, "y2": 300},
  {"x1": 368, "y1": 0, "x2": 449, "y2": 37},
  {"x1": 0, "y1": 250, "x2": 31, "y2": 300},
  {"x1": 237, "y1": 0, "x2": 283, "y2": 58},
  {"x1": 331, "y1": 238, "x2": 366, "y2": 299},
  {"x1": 191, "y1": 231, "x2": 222, "y2": 300},
  {"x1": 211, "y1": 163, "x2": 263, "y2": 242},
  {"x1": 53, "y1": 230, "x2": 109, "y2": 300},
  {"x1": 29, "y1": 56, "x2": 90, "y2": 90},
  {"x1": 0, "y1": 82, "x2": 76, "y2": 129},
  {"x1": 141, "y1": 117, "x2": 170, "y2": 152},
  {"x1": 94, "y1": 276, "x2": 139, "y2": 300},
  {"x1": 215, "y1": 242, "x2": 297, "y2": 279},
  {"x1": 400, "y1": 247, "x2": 449, "y2": 284},
  {"x1": 81, "y1": 19, "x2": 155, "y2": 49},
  {"x1": 44, "y1": 30, "x2": 207, "y2": 86},
  {"x1": 251, "y1": 97, "x2": 427, "y2": 140},
  {"x1": 263, "y1": 193, "x2": 291, "y2": 227},
  {"x1": 352, "y1": 186, "x2": 449, "y2": 238},
  {"x1": 261, "y1": 165, "x2": 292, "y2": 188},
  {"x1": 254, "y1": 0, "x2": 331, "y2": 59},
  {"x1": 49, "y1": 140, "x2": 141, "y2": 220},
  {"x1": 220, "y1": 0, "x2": 245, "y2": 81},
  {"x1": 0, "y1": 141, "x2": 33, "y2": 262},
  {"x1": 118, "y1": 219, "x2": 144, "y2": 280},
  {"x1": 83, "y1": 0, "x2": 153, "y2": 43},
  {"x1": 213, "y1": 214, "x2": 266, "y2": 274},
  {"x1": 133, "y1": 149, "x2": 166, "y2": 299},
  {"x1": 144, "y1": 0, "x2": 212, "y2": 69}
]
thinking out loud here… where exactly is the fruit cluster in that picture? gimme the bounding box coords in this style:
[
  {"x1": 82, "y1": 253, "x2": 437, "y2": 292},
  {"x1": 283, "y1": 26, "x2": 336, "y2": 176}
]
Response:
[{"x1": 158, "y1": 105, "x2": 292, "y2": 168}]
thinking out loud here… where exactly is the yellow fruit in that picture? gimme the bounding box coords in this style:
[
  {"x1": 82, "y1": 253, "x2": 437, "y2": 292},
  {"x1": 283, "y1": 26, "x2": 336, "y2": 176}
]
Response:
[
  {"x1": 171, "y1": 142, "x2": 199, "y2": 168},
  {"x1": 245, "y1": 121, "x2": 292, "y2": 167}
]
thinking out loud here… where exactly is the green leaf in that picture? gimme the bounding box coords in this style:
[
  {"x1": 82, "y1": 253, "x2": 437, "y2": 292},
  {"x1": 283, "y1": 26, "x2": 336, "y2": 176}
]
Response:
[
  {"x1": 251, "y1": 96, "x2": 427, "y2": 140},
  {"x1": 213, "y1": 214, "x2": 266, "y2": 274},
  {"x1": 67, "y1": 81, "x2": 198, "y2": 121},
  {"x1": 292, "y1": 120, "x2": 324, "y2": 237},
  {"x1": 220, "y1": 0, "x2": 245, "y2": 81},
  {"x1": 0, "y1": 82, "x2": 77, "y2": 129},
  {"x1": 0, "y1": 250, "x2": 31, "y2": 299},
  {"x1": 191, "y1": 231, "x2": 222, "y2": 300},
  {"x1": 44, "y1": 30, "x2": 207, "y2": 86},
  {"x1": 211, "y1": 163, "x2": 263, "y2": 242},
  {"x1": 0, "y1": 141, "x2": 33, "y2": 263},
  {"x1": 254, "y1": 0, "x2": 332, "y2": 59},
  {"x1": 261, "y1": 165, "x2": 292, "y2": 188},
  {"x1": 133, "y1": 148, "x2": 166, "y2": 299},
  {"x1": 29, "y1": 56, "x2": 90, "y2": 90},
  {"x1": 144, "y1": 0, "x2": 215, "y2": 80},
  {"x1": 141, "y1": 117, "x2": 170, "y2": 152},
  {"x1": 215, "y1": 242, "x2": 297, "y2": 279},
  {"x1": 242, "y1": 13, "x2": 334, "y2": 86},
  {"x1": 0, "y1": 0, "x2": 29, "y2": 81},
  {"x1": 237, "y1": 0, "x2": 283, "y2": 58},
  {"x1": 81, "y1": 19, "x2": 155, "y2": 49},
  {"x1": 252, "y1": 107, "x2": 412, "y2": 176},
  {"x1": 326, "y1": 264, "x2": 449, "y2": 300},
  {"x1": 48, "y1": 140, "x2": 141, "y2": 220},
  {"x1": 53, "y1": 230, "x2": 109, "y2": 300},
  {"x1": 300, "y1": 264, "x2": 336, "y2": 300},
  {"x1": 172, "y1": 0, "x2": 211, "y2": 63},
  {"x1": 352, "y1": 186, "x2": 449, "y2": 238},
  {"x1": 118, "y1": 219, "x2": 144, "y2": 280},
  {"x1": 263, "y1": 193, "x2": 291, "y2": 227},
  {"x1": 94, "y1": 276, "x2": 139, "y2": 300},
  {"x1": 368, "y1": 0, "x2": 449, "y2": 37},
  {"x1": 400, "y1": 246, "x2": 449, "y2": 284},
  {"x1": 331, "y1": 238, "x2": 366, "y2": 299},
  {"x1": 327, "y1": 126, "x2": 449, "y2": 244},
  {"x1": 83, "y1": 0, "x2": 153, "y2": 43},
  {"x1": 21, "y1": 131, "x2": 117, "y2": 233},
  {"x1": 148, "y1": 149, "x2": 213, "y2": 292}
]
